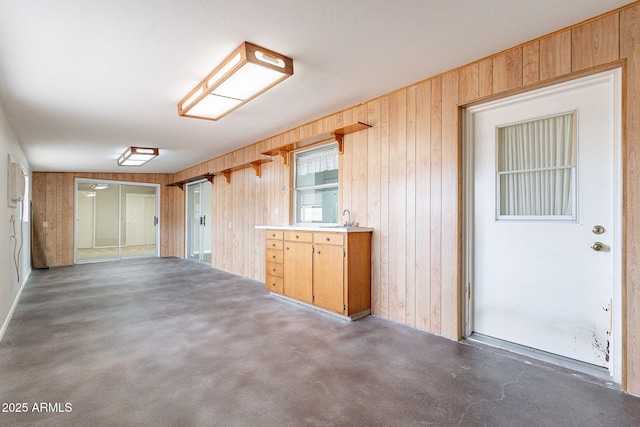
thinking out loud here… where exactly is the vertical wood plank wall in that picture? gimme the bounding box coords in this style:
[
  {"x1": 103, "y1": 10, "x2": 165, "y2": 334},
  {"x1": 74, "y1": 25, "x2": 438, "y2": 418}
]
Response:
[
  {"x1": 31, "y1": 172, "x2": 183, "y2": 267},
  {"x1": 31, "y1": 2, "x2": 640, "y2": 394}
]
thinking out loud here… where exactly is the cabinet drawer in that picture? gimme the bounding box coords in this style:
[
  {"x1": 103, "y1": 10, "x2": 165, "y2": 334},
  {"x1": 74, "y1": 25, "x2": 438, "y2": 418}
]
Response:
[
  {"x1": 266, "y1": 249, "x2": 284, "y2": 264},
  {"x1": 284, "y1": 231, "x2": 313, "y2": 242},
  {"x1": 265, "y1": 275, "x2": 284, "y2": 294},
  {"x1": 266, "y1": 262, "x2": 284, "y2": 277},
  {"x1": 265, "y1": 230, "x2": 284, "y2": 240},
  {"x1": 314, "y1": 232, "x2": 344, "y2": 246},
  {"x1": 266, "y1": 239, "x2": 284, "y2": 251}
]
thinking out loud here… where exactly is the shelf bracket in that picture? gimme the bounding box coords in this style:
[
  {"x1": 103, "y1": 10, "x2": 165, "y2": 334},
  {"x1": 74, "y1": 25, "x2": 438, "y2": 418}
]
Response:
[
  {"x1": 204, "y1": 174, "x2": 215, "y2": 184},
  {"x1": 222, "y1": 171, "x2": 231, "y2": 184},
  {"x1": 332, "y1": 132, "x2": 345, "y2": 154},
  {"x1": 278, "y1": 149, "x2": 290, "y2": 167},
  {"x1": 251, "y1": 161, "x2": 262, "y2": 178}
]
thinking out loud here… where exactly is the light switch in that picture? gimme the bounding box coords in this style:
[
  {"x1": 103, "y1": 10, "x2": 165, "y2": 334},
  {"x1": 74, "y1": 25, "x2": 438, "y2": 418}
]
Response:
[{"x1": 43, "y1": 221, "x2": 48, "y2": 228}]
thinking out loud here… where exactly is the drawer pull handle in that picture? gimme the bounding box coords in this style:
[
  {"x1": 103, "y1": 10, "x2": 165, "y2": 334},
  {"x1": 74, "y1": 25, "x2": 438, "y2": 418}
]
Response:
[
  {"x1": 326, "y1": 237, "x2": 330, "y2": 241},
  {"x1": 272, "y1": 255, "x2": 276, "y2": 259},
  {"x1": 272, "y1": 268, "x2": 276, "y2": 272},
  {"x1": 295, "y1": 235, "x2": 299, "y2": 239}
]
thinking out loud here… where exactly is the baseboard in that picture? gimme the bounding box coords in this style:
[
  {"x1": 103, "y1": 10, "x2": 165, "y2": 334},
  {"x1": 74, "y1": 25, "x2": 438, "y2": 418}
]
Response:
[
  {"x1": 269, "y1": 292, "x2": 371, "y2": 322},
  {"x1": 0, "y1": 269, "x2": 30, "y2": 343}
]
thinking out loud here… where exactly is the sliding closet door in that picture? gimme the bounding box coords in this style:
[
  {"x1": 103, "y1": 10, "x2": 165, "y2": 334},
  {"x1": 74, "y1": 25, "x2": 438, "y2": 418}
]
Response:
[
  {"x1": 121, "y1": 184, "x2": 158, "y2": 258},
  {"x1": 75, "y1": 180, "x2": 159, "y2": 263}
]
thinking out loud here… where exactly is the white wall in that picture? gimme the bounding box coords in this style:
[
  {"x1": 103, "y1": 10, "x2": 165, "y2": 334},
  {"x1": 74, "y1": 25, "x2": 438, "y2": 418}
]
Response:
[{"x1": 0, "y1": 102, "x2": 30, "y2": 341}]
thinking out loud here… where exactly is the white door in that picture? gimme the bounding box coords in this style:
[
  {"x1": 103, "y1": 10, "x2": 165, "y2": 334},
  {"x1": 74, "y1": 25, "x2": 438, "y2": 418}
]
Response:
[{"x1": 469, "y1": 70, "x2": 621, "y2": 373}]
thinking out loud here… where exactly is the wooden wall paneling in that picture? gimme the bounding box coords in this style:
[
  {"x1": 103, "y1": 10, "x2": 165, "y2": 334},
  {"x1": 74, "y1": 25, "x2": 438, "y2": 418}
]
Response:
[
  {"x1": 388, "y1": 89, "x2": 408, "y2": 323},
  {"x1": 30, "y1": 173, "x2": 47, "y2": 268},
  {"x1": 405, "y1": 85, "x2": 417, "y2": 327},
  {"x1": 571, "y1": 12, "x2": 620, "y2": 71},
  {"x1": 279, "y1": 150, "x2": 288, "y2": 226},
  {"x1": 63, "y1": 173, "x2": 74, "y2": 266},
  {"x1": 440, "y1": 71, "x2": 460, "y2": 340},
  {"x1": 478, "y1": 58, "x2": 493, "y2": 98},
  {"x1": 430, "y1": 77, "x2": 443, "y2": 334},
  {"x1": 621, "y1": 2, "x2": 640, "y2": 395},
  {"x1": 45, "y1": 173, "x2": 59, "y2": 266},
  {"x1": 458, "y1": 63, "x2": 479, "y2": 104},
  {"x1": 414, "y1": 80, "x2": 432, "y2": 331},
  {"x1": 212, "y1": 174, "x2": 222, "y2": 270},
  {"x1": 523, "y1": 41, "x2": 540, "y2": 85},
  {"x1": 351, "y1": 104, "x2": 369, "y2": 228},
  {"x1": 540, "y1": 30, "x2": 572, "y2": 81},
  {"x1": 367, "y1": 98, "x2": 382, "y2": 315},
  {"x1": 340, "y1": 119, "x2": 352, "y2": 226},
  {"x1": 378, "y1": 95, "x2": 391, "y2": 318},
  {"x1": 492, "y1": 47, "x2": 523, "y2": 94}
]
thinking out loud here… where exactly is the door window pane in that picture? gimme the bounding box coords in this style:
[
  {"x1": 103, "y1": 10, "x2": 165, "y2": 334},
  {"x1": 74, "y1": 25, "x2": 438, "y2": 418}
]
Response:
[{"x1": 496, "y1": 112, "x2": 576, "y2": 220}]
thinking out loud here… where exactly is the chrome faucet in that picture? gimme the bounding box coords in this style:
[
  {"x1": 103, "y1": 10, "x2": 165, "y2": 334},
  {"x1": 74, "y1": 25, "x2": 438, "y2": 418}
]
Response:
[{"x1": 342, "y1": 209, "x2": 354, "y2": 227}]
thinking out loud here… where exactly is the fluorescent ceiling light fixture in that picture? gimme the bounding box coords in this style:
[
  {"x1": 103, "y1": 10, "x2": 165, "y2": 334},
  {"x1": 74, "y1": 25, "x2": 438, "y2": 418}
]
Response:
[
  {"x1": 117, "y1": 146, "x2": 159, "y2": 167},
  {"x1": 91, "y1": 184, "x2": 109, "y2": 190},
  {"x1": 178, "y1": 42, "x2": 294, "y2": 121}
]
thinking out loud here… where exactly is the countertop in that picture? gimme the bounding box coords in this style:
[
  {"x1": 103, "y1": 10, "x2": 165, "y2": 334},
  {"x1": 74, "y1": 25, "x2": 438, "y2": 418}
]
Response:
[{"x1": 256, "y1": 225, "x2": 373, "y2": 233}]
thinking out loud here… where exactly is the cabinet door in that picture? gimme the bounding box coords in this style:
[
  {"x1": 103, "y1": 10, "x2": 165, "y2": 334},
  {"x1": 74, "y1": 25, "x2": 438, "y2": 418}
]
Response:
[
  {"x1": 283, "y1": 241, "x2": 313, "y2": 304},
  {"x1": 313, "y1": 244, "x2": 344, "y2": 313}
]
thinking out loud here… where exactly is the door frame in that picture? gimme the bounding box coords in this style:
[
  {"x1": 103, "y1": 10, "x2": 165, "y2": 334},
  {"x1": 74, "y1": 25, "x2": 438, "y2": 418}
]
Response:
[{"x1": 462, "y1": 68, "x2": 623, "y2": 382}]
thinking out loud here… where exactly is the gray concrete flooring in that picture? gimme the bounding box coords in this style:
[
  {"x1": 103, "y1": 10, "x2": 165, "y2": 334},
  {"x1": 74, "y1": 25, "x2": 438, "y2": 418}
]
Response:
[{"x1": 0, "y1": 257, "x2": 639, "y2": 426}]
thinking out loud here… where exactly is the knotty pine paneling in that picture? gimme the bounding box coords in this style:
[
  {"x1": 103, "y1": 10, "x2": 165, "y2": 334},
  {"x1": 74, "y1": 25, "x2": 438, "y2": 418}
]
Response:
[
  {"x1": 621, "y1": 2, "x2": 640, "y2": 394},
  {"x1": 540, "y1": 30, "x2": 572, "y2": 80},
  {"x1": 492, "y1": 47, "x2": 523, "y2": 93},
  {"x1": 458, "y1": 63, "x2": 479, "y2": 105},
  {"x1": 440, "y1": 70, "x2": 459, "y2": 339},
  {"x1": 478, "y1": 58, "x2": 493, "y2": 98},
  {"x1": 523, "y1": 41, "x2": 540, "y2": 85},
  {"x1": 429, "y1": 76, "x2": 443, "y2": 334},
  {"x1": 414, "y1": 80, "x2": 432, "y2": 331},
  {"x1": 571, "y1": 12, "x2": 620, "y2": 71}
]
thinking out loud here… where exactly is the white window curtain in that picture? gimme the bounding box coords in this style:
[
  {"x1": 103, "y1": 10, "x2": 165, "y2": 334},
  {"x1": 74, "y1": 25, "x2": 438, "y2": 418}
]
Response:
[
  {"x1": 296, "y1": 146, "x2": 338, "y2": 176},
  {"x1": 497, "y1": 112, "x2": 576, "y2": 217}
]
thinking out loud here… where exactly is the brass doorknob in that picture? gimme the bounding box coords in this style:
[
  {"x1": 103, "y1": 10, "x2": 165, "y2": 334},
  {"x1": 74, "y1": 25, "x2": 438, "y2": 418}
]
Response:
[{"x1": 591, "y1": 242, "x2": 605, "y2": 251}]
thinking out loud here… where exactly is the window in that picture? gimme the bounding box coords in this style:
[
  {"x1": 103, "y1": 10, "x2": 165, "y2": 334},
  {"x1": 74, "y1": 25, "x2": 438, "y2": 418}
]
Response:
[
  {"x1": 496, "y1": 111, "x2": 576, "y2": 220},
  {"x1": 294, "y1": 143, "x2": 339, "y2": 224}
]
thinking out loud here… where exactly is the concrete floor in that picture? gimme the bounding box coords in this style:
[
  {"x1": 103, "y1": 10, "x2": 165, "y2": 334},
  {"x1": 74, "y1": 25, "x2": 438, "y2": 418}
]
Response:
[{"x1": 0, "y1": 258, "x2": 639, "y2": 426}]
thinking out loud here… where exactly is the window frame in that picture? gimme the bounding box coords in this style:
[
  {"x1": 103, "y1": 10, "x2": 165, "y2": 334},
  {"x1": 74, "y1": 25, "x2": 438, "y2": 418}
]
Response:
[{"x1": 292, "y1": 142, "x2": 339, "y2": 225}]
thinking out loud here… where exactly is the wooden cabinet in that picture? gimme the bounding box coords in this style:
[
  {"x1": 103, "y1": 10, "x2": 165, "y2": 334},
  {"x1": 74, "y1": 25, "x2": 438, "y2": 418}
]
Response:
[
  {"x1": 265, "y1": 232, "x2": 284, "y2": 294},
  {"x1": 264, "y1": 228, "x2": 372, "y2": 320},
  {"x1": 283, "y1": 239, "x2": 313, "y2": 304}
]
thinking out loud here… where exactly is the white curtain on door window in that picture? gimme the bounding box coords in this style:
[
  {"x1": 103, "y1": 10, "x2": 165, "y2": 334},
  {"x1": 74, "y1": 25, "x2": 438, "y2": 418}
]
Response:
[
  {"x1": 296, "y1": 146, "x2": 338, "y2": 176},
  {"x1": 498, "y1": 113, "x2": 575, "y2": 216}
]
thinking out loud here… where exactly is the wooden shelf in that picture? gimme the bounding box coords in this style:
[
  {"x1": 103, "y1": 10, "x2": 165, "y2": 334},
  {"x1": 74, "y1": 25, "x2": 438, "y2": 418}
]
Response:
[
  {"x1": 167, "y1": 173, "x2": 215, "y2": 190},
  {"x1": 261, "y1": 121, "x2": 371, "y2": 166},
  {"x1": 217, "y1": 159, "x2": 272, "y2": 184}
]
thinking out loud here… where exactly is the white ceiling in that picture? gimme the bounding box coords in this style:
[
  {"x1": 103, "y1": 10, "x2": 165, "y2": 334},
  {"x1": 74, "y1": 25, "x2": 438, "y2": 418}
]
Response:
[{"x1": 0, "y1": 0, "x2": 631, "y2": 174}]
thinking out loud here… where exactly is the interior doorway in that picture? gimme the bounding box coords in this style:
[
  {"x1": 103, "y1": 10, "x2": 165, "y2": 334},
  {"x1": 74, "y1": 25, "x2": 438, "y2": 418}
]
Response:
[
  {"x1": 75, "y1": 180, "x2": 159, "y2": 262},
  {"x1": 186, "y1": 180, "x2": 212, "y2": 264},
  {"x1": 463, "y1": 69, "x2": 622, "y2": 382}
]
